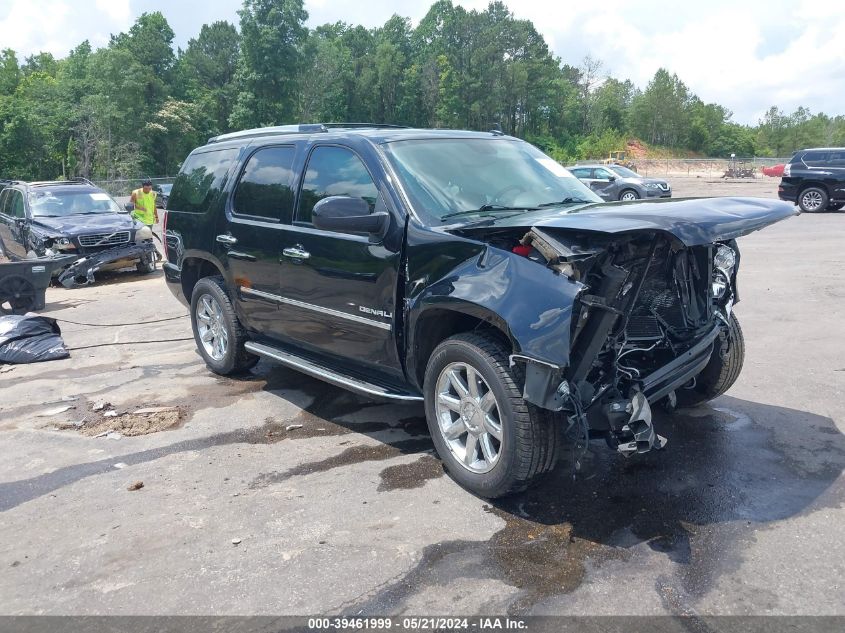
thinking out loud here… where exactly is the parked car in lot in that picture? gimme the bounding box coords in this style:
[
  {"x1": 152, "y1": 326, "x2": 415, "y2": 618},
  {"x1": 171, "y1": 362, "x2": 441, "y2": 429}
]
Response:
[
  {"x1": 163, "y1": 124, "x2": 795, "y2": 498},
  {"x1": 0, "y1": 179, "x2": 157, "y2": 286},
  {"x1": 568, "y1": 163, "x2": 671, "y2": 201},
  {"x1": 778, "y1": 147, "x2": 845, "y2": 212},
  {"x1": 154, "y1": 183, "x2": 172, "y2": 208}
]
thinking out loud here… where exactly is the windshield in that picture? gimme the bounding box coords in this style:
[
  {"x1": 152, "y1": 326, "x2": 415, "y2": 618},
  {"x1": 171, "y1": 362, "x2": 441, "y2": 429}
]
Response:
[
  {"x1": 29, "y1": 189, "x2": 121, "y2": 217},
  {"x1": 383, "y1": 138, "x2": 602, "y2": 222},
  {"x1": 608, "y1": 165, "x2": 640, "y2": 178}
]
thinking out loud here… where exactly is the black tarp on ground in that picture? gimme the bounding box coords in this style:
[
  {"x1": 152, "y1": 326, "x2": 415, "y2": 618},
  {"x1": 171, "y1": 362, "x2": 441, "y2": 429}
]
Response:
[{"x1": 0, "y1": 315, "x2": 69, "y2": 364}]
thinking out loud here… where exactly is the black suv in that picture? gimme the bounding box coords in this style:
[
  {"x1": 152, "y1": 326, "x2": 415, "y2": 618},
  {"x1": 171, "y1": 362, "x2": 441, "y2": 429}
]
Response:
[
  {"x1": 163, "y1": 124, "x2": 795, "y2": 498},
  {"x1": 0, "y1": 179, "x2": 158, "y2": 286},
  {"x1": 778, "y1": 147, "x2": 845, "y2": 212}
]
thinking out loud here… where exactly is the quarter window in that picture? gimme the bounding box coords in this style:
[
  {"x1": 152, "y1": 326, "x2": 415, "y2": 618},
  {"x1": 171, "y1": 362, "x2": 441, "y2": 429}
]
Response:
[
  {"x1": 296, "y1": 146, "x2": 378, "y2": 224},
  {"x1": 803, "y1": 152, "x2": 828, "y2": 167},
  {"x1": 233, "y1": 146, "x2": 296, "y2": 221},
  {"x1": 169, "y1": 148, "x2": 240, "y2": 214}
]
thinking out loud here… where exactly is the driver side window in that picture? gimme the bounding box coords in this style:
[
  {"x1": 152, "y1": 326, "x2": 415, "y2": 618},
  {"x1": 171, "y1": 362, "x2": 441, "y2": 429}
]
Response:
[{"x1": 295, "y1": 146, "x2": 378, "y2": 225}]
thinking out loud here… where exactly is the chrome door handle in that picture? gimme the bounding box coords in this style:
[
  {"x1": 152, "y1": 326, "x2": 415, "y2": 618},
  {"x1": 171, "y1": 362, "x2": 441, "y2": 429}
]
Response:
[
  {"x1": 282, "y1": 245, "x2": 310, "y2": 260},
  {"x1": 216, "y1": 234, "x2": 238, "y2": 245}
]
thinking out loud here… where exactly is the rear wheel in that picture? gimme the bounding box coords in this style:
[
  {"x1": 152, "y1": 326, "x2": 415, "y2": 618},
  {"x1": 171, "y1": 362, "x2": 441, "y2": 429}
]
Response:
[
  {"x1": 424, "y1": 332, "x2": 561, "y2": 498},
  {"x1": 798, "y1": 187, "x2": 828, "y2": 212},
  {"x1": 190, "y1": 276, "x2": 258, "y2": 375},
  {"x1": 677, "y1": 313, "x2": 745, "y2": 407},
  {"x1": 619, "y1": 189, "x2": 640, "y2": 201}
]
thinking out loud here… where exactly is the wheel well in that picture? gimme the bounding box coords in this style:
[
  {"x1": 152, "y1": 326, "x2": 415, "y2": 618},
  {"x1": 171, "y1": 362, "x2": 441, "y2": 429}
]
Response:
[
  {"x1": 619, "y1": 188, "x2": 638, "y2": 198},
  {"x1": 181, "y1": 258, "x2": 223, "y2": 301},
  {"x1": 413, "y1": 309, "x2": 512, "y2": 387},
  {"x1": 797, "y1": 182, "x2": 829, "y2": 196}
]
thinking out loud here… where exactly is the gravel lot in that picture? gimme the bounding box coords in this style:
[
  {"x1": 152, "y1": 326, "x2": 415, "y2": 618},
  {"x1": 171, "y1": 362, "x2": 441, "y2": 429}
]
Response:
[{"x1": 2, "y1": 177, "x2": 843, "y2": 617}]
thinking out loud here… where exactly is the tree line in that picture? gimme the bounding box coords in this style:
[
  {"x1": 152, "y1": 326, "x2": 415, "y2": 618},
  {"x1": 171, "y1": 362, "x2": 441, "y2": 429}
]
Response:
[{"x1": 1, "y1": 0, "x2": 843, "y2": 181}]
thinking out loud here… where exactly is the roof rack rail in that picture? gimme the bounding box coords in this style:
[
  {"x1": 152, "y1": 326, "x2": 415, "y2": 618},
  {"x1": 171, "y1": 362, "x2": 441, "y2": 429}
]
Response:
[{"x1": 207, "y1": 122, "x2": 409, "y2": 144}]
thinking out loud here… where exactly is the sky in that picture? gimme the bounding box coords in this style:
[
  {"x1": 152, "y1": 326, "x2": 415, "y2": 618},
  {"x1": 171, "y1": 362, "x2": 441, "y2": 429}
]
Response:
[{"x1": 1, "y1": 0, "x2": 843, "y2": 125}]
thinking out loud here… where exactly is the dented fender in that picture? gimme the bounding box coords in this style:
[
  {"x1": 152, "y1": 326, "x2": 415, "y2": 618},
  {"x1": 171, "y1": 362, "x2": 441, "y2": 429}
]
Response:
[{"x1": 406, "y1": 242, "x2": 583, "y2": 373}]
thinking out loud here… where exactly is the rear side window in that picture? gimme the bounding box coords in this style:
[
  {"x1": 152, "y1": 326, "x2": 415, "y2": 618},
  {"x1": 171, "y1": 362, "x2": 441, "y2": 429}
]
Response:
[
  {"x1": 232, "y1": 146, "x2": 296, "y2": 221},
  {"x1": 802, "y1": 151, "x2": 829, "y2": 167},
  {"x1": 570, "y1": 168, "x2": 591, "y2": 178},
  {"x1": 169, "y1": 148, "x2": 239, "y2": 213},
  {"x1": 295, "y1": 146, "x2": 378, "y2": 224}
]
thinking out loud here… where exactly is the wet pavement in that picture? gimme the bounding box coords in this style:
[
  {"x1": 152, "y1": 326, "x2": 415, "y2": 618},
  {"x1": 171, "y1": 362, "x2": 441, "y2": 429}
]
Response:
[{"x1": 0, "y1": 197, "x2": 843, "y2": 616}]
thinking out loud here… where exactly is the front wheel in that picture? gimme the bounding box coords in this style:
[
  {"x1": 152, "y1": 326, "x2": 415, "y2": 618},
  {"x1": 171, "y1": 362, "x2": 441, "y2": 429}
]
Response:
[
  {"x1": 798, "y1": 187, "x2": 828, "y2": 212},
  {"x1": 423, "y1": 332, "x2": 560, "y2": 498},
  {"x1": 677, "y1": 312, "x2": 745, "y2": 407},
  {"x1": 619, "y1": 189, "x2": 640, "y2": 201},
  {"x1": 190, "y1": 276, "x2": 258, "y2": 375}
]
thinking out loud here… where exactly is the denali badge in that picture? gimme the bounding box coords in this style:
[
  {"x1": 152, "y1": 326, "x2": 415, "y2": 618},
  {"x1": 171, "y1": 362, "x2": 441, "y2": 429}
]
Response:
[{"x1": 359, "y1": 306, "x2": 393, "y2": 319}]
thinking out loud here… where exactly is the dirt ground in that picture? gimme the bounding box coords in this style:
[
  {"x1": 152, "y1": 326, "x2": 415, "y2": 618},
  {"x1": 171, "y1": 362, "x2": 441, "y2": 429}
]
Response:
[{"x1": 1, "y1": 178, "x2": 844, "y2": 618}]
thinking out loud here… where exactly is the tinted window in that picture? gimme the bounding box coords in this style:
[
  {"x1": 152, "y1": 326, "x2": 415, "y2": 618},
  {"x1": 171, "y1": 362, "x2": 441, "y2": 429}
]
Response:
[
  {"x1": 296, "y1": 146, "x2": 378, "y2": 224},
  {"x1": 803, "y1": 151, "x2": 829, "y2": 166},
  {"x1": 169, "y1": 148, "x2": 239, "y2": 213},
  {"x1": 9, "y1": 190, "x2": 25, "y2": 218},
  {"x1": 233, "y1": 146, "x2": 296, "y2": 221},
  {"x1": 828, "y1": 151, "x2": 845, "y2": 167}
]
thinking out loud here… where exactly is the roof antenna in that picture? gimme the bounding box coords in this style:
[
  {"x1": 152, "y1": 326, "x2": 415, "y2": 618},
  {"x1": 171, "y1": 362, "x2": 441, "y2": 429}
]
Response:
[{"x1": 490, "y1": 122, "x2": 504, "y2": 136}]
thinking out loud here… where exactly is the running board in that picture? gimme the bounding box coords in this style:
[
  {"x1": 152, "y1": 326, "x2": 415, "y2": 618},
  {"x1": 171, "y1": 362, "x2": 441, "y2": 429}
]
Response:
[{"x1": 244, "y1": 341, "x2": 424, "y2": 402}]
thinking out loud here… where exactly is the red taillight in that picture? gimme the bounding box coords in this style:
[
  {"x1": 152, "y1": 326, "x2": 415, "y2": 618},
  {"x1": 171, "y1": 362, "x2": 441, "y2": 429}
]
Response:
[{"x1": 161, "y1": 210, "x2": 168, "y2": 259}]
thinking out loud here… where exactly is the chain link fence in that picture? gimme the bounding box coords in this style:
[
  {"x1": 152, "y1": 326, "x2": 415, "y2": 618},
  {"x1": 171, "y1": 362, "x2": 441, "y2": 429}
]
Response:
[
  {"x1": 632, "y1": 157, "x2": 791, "y2": 179},
  {"x1": 91, "y1": 177, "x2": 176, "y2": 198}
]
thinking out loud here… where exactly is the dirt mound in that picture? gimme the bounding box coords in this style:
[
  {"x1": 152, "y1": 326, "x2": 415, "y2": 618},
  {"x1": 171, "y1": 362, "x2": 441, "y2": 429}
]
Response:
[
  {"x1": 626, "y1": 139, "x2": 648, "y2": 159},
  {"x1": 77, "y1": 406, "x2": 185, "y2": 436}
]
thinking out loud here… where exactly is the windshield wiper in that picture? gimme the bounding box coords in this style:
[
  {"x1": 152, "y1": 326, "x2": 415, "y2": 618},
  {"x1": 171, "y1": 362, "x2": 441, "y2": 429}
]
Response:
[
  {"x1": 441, "y1": 204, "x2": 538, "y2": 221},
  {"x1": 536, "y1": 197, "x2": 594, "y2": 207}
]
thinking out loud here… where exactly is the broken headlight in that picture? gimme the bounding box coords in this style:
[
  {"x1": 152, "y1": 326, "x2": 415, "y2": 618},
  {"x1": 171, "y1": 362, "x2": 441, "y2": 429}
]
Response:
[
  {"x1": 712, "y1": 269, "x2": 729, "y2": 298},
  {"x1": 714, "y1": 244, "x2": 736, "y2": 275},
  {"x1": 52, "y1": 237, "x2": 76, "y2": 251}
]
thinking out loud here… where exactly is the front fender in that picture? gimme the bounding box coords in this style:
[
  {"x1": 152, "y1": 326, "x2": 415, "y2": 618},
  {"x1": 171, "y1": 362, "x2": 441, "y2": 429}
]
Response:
[{"x1": 408, "y1": 246, "x2": 584, "y2": 369}]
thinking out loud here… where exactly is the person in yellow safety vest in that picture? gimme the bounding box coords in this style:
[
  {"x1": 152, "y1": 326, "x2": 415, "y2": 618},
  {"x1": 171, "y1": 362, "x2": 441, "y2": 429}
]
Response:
[{"x1": 130, "y1": 178, "x2": 158, "y2": 227}]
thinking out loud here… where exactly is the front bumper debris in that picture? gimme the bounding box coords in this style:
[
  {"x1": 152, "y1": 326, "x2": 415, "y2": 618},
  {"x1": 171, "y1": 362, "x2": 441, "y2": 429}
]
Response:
[{"x1": 57, "y1": 242, "x2": 157, "y2": 288}]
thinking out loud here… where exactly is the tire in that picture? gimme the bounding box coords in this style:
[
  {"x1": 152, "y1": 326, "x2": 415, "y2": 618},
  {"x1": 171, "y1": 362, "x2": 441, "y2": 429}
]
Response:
[
  {"x1": 827, "y1": 202, "x2": 844, "y2": 211},
  {"x1": 677, "y1": 313, "x2": 745, "y2": 407},
  {"x1": 798, "y1": 186, "x2": 828, "y2": 212},
  {"x1": 423, "y1": 331, "x2": 561, "y2": 498},
  {"x1": 136, "y1": 254, "x2": 156, "y2": 274},
  {"x1": 190, "y1": 275, "x2": 258, "y2": 375},
  {"x1": 619, "y1": 189, "x2": 640, "y2": 201}
]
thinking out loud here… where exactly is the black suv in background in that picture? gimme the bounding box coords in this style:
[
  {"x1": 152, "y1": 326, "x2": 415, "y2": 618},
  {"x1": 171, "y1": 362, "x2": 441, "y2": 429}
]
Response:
[
  {"x1": 163, "y1": 123, "x2": 795, "y2": 498},
  {"x1": 0, "y1": 179, "x2": 158, "y2": 285},
  {"x1": 778, "y1": 147, "x2": 845, "y2": 212}
]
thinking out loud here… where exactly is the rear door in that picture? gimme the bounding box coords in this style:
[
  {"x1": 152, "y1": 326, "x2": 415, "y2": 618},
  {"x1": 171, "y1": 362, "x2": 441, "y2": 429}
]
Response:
[
  {"x1": 273, "y1": 142, "x2": 404, "y2": 381},
  {"x1": 219, "y1": 144, "x2": 299, "y2": 341}
]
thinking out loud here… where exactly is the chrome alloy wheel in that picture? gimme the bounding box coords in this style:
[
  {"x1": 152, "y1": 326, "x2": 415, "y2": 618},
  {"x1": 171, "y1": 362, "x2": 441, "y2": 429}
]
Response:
[
  {"x1": 620, "y1": 191, "x2": 638, "y2": 201},
  {"x1": 801, "y1": 189, "x2": 824, "y2": 211},
  {"x1": 435, "y1": 362, "x2": 504, "y2": 473},
  {"x1": 195, "y1": 294, "x2": 228, "y2": 361}
]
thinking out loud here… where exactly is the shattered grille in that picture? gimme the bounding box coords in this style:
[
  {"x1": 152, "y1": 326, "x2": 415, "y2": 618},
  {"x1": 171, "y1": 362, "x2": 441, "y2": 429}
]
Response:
[{"x1": 78, "y1": 231, "x2": 130, "y2": 247}]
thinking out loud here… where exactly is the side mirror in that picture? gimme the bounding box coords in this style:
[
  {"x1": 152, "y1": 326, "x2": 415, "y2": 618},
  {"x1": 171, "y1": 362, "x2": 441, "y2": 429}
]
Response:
[
  {"x1": 312, "y1": 196, "x2": 389, "y2": 238},
  {"x1": 123, "y1": 203, "x2": 134, "y2": 213},
  {"x1": 607, "y1": 175, "x2": 617, "y2": 182}
]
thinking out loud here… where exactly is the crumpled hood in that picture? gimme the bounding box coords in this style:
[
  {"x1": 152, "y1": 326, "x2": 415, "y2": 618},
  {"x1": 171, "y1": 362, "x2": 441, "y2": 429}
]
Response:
[
  {"x1": 31, "y1": 213, "x2": 137, "y2": 237},
  {"x1": 469, "y1": 197, "x2": 796, "y2": 246}
]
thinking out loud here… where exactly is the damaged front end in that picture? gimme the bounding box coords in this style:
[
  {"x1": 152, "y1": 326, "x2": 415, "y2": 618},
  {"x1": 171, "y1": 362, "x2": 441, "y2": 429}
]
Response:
[
  {"x1": 506, "y1": 227, "x2": 730, "y2": 455},
  {"x1": 57, "y1": 241, "x2": 157, "y2": 288}
]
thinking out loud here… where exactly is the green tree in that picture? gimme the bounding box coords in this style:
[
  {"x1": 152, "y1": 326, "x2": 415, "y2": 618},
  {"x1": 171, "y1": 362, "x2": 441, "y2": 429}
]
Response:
[{"x1": 230, "y1": 0, "x2": 309, "y2": 128}]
